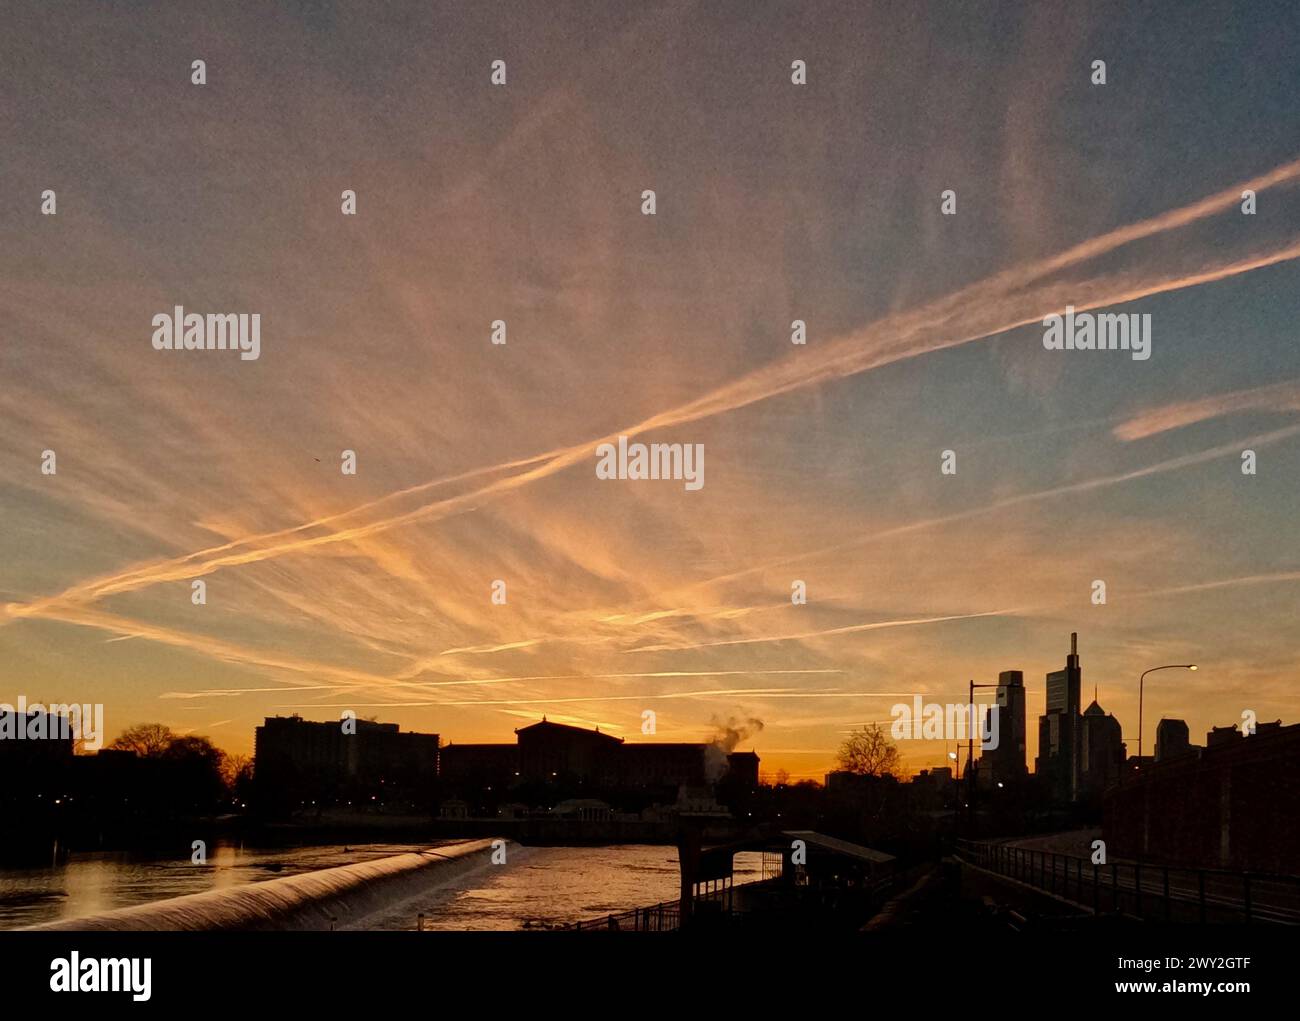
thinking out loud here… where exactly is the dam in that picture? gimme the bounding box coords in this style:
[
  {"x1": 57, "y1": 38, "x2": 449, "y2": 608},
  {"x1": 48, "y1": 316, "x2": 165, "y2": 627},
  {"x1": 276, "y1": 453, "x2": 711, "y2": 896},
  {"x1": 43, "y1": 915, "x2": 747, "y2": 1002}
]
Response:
[{"x1": 22, "y1": 839, "x2": 502, "y2": 932}]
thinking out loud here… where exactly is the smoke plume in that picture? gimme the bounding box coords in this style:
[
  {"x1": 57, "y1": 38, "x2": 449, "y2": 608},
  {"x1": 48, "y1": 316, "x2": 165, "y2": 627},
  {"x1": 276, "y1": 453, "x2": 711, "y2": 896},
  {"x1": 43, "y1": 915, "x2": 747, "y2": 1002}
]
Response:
[{"x1": 704, "y1": 715, "x2": 764, "y2": 782}]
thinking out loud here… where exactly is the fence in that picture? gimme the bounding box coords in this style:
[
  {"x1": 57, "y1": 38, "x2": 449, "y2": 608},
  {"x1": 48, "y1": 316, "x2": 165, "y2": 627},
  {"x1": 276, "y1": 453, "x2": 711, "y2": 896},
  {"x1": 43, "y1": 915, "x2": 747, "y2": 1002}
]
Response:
[
  {"x1": 570, "y1": 872, "x2": 898, "y2": 931},
  {"x1": 570, "y1": 900, "x2": 681, "y2": 932},
  {"x1": 955, "y1": 838, "x2": 1300, "y2": 924}
]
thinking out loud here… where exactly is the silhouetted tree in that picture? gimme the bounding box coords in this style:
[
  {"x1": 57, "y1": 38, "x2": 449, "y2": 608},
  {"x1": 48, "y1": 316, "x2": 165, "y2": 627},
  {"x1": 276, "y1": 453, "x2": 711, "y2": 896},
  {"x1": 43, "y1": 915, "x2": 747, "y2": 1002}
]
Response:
[
  {"x1": 836, "y1": 723, "x2": 902, "y2": 778},
  {"x1": 160, "y1": 735, "x2": 227, "y2": 814},
  {"x1": 222, "y1": 753, "x2": 251, "y2": 788},
  {"x1": 105, "y1": 726, "x2": 228, "y2": 816},
  {"x1": 109, "y1": 723, "x2": 175, "y2": 758}
]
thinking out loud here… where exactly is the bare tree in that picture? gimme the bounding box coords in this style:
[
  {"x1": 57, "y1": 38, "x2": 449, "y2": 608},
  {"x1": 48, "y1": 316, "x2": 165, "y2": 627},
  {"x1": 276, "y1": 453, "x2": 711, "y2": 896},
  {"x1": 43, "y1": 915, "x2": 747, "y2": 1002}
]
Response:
[
  {"x1": 835, "y1": 723, "x2": 902, "y2": 778},
  {"x1": 222, "y1": 753, "x2": 254, "y2": 802},
  {"x1": 109, "y1": 722, "x2": 176, "y2": 758}
]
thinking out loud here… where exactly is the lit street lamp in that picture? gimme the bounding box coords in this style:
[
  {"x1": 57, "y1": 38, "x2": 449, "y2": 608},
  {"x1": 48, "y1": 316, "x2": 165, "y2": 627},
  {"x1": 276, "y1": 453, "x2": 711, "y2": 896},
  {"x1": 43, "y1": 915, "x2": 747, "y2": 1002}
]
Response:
[{"x1": 1138, "y1": 663, "x2": 1197, "y2": 762}]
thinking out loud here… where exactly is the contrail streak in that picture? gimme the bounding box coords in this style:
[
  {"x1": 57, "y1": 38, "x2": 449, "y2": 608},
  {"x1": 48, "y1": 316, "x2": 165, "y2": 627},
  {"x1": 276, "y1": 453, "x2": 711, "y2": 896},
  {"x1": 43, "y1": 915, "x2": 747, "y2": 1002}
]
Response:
[
  {"x1": 623, "y1": 609, "x2": 1018, "y2": 653},
  {"x1": 7, "y1": 156, "x2": 1300, "y2": 633},
  {"x1": 278, "y1": 689, "x2": 920, "y2": 709},
  {"x1": 1114, "y1": 379, "x2": 1300, "y2": 441},
  {"x1": 17, "y1": 604, "x2": 449, "y2": 697},
  {"x1": 1132, "y1": 571, "x2": 1300, "y2": 598},
  {"x1": 676, "y1": 422, "x2": 1300, "y2": 593}
]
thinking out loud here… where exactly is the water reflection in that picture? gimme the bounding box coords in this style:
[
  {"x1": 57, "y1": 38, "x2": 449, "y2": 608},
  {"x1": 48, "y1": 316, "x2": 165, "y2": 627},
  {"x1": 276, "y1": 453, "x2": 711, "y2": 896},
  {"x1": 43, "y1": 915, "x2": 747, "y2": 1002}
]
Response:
[
  {"x1": 0, "y1": 841, "x2": 432, "y2": 928},
  {"x1": 1, "y1": 843, "x2": 765, "y2": 931},
  {"x1": 367, "y1": 845, "x2": 767, "y2": 931}
]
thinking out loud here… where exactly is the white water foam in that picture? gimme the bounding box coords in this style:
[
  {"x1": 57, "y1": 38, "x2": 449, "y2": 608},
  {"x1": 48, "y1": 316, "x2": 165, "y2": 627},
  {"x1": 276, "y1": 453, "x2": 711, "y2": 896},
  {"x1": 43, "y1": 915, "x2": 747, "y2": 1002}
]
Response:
[{"x1": 22, "y1": 839, "x2": 505, "y2": 932}]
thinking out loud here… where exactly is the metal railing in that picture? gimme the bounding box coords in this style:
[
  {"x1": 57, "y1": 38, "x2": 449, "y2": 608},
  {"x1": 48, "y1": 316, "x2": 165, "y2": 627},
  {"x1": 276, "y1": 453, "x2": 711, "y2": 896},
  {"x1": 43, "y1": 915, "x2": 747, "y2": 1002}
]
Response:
[
  {"x1": 955, "y1": 838, "x2": 1300, "y2": 924},
  {"x1": 570, "y1": 900, "x2": 681, "y2": 932},
  {"x1": 569, "y1": 872, "x2": 899, "y2": 931}
]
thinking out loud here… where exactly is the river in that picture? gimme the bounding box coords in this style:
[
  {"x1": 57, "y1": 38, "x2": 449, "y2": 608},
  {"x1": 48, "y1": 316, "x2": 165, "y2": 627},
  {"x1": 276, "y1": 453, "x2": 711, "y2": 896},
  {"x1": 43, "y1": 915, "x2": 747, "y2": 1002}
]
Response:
[{"x1": 0, "y1": 842, "x2": 765, "y2": 930}]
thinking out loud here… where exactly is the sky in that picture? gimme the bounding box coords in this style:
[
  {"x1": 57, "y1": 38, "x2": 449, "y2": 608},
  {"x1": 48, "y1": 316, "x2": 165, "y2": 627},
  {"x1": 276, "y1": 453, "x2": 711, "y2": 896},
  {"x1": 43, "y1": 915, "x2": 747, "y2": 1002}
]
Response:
[{"x1": 2, "y1": 0, "x2": 1299, "y2": 779}]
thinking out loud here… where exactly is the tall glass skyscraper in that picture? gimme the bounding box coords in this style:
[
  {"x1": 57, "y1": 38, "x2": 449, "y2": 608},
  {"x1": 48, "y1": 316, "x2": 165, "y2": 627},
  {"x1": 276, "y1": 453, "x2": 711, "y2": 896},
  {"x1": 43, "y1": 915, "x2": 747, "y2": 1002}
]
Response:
[{"x1": 1036, "y1": 633, "x2": 1083, "y2": 801}]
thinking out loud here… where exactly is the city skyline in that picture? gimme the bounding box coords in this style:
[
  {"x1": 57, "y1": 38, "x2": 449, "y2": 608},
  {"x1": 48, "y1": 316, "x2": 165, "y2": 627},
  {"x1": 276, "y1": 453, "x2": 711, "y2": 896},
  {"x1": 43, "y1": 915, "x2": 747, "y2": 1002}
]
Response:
[
  {"x1": 4, "y1": 2, "x2": 1300, "y2": 783},
  {"x1": 0, "y1": 628, "x2": 1283, "y2": 784}
]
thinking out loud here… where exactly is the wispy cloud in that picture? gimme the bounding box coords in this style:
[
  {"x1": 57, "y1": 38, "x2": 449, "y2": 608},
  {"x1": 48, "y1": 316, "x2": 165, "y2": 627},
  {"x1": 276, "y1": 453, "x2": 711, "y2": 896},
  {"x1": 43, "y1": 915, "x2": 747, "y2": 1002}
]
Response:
[{"x1": 1114, "y1": 380, "x2": 1300, "y2": 441}]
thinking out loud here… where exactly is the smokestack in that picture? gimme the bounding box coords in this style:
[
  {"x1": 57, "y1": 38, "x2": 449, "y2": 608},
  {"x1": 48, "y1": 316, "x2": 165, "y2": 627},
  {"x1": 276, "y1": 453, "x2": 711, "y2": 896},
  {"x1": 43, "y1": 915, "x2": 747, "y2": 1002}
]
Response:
[{"x1": 704, "y1": 715, "x2": 764, "y2": 782}]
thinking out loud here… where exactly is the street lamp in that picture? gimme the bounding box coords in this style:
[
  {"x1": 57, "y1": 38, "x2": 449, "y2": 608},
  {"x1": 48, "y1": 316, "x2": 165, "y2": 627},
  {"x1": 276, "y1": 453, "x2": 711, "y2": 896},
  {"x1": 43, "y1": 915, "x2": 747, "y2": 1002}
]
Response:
[
  {"x1": 1138, "y1": 664, "x2": 1197, "y2": 762},
  {"x1": 967, "y1": 681, "x2": 1000, "y2": 777},
  {"x1": 966, "y1": 680, "x2": 999, "y2": 828}
]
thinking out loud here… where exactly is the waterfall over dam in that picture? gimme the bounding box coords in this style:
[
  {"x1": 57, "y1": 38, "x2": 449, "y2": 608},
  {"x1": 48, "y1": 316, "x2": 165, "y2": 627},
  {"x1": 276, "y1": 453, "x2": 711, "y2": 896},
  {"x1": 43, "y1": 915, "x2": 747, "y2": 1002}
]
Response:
[{"x1": 22, "y1": 839, "x2": 503, "y2": 932}]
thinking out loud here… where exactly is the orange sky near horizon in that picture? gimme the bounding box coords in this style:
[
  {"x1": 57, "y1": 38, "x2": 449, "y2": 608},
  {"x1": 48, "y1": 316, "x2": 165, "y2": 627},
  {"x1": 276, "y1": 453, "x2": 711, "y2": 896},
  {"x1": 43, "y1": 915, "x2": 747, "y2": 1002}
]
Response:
[{"x1": 3, "y1": 3, "x2": 1300, "y2": 784}]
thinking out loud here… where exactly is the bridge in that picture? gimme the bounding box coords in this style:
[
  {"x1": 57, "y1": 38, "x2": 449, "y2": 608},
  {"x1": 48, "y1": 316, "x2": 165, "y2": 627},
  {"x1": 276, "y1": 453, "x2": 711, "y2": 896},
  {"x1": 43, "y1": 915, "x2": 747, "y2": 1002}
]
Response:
[{"x1": 571, "y1": 829, "x2": 899, "y2": 931}]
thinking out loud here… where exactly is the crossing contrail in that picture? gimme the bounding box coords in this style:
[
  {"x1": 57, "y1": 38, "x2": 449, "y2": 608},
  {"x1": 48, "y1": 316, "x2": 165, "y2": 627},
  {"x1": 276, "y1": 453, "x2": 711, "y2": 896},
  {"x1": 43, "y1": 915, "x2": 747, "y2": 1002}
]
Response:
[{"x1": 6, "y1": 155, "x2": 1300, "y2": 630}]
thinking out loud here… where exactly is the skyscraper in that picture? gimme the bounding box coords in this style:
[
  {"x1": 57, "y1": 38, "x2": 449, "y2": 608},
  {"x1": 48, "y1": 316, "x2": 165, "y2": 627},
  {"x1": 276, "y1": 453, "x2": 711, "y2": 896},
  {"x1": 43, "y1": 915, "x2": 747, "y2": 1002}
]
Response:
[
  {"x1": 1081, "y1": 693, "x2": 1125, "y2": 796},
  {"x1": 1035, "y1": 633, "x2": 1083, "y2": 801},
  {"x1": 1155, "y1": 718, "x2": 1193, "y2": 761},
  {"x1": 980, "y1": 669, "x2": 1027, "y2": 783}
]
